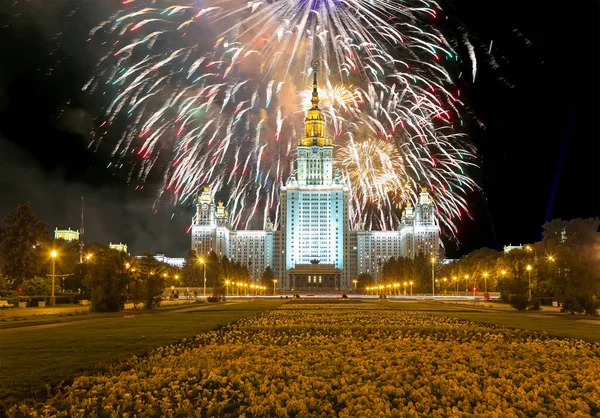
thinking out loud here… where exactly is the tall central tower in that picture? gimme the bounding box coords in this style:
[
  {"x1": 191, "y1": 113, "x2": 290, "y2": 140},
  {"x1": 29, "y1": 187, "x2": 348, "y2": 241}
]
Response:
[
  {"x1": 277, "y1": 62, "x2": 350, "y2": 290},
  {"x1": 297, "y1": 63, "x2": 333, "y2": 186}
]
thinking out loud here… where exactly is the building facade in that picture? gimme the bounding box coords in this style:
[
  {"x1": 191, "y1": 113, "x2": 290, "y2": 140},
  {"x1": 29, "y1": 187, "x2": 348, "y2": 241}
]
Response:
[
  {"x1": 54, "y1": 227, "x2": 79, "y2": 242},
  {"x1": 191, "y1": 67, "x2": 441, "y2": 290},
  {"x1": 109, "y1": 242, "x2": 128, "y2": 253}
]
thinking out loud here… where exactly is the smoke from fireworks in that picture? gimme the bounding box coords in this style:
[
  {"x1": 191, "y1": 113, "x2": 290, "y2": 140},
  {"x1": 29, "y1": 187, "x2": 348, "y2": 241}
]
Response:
[{"x1": 85, "y1": 0, "x2": 478, "y2": 234}]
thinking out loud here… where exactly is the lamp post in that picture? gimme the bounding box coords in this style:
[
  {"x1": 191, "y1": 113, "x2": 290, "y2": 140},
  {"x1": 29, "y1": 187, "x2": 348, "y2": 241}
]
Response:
[
  {"x1": 483, "y1": 272, "x2": 488, "y2": 294},
  {"x1": 225, "y1": 280, "x2": 230, "y2": 296},
  {"x1": 409, "y1": 281, "x2": 413, "y2": 296},
  {"x1": 49, "y1": 250, "x2": 57, "y2": 307},
  {"x1": 353, "y1": 279, "x2": 358, "y2": 292},
  {"x1": 464, "y1": 275, "x2": 469, "y2": 293},
  {"x1": 431, "y1": 257, "x2": 436, "y2": 299},
  {"x1": 526, "y1": 265, "x2": 532, "y2": 301},
  {"x1": 443, "y1": 278, "x2": 447, "y2": 295},
  {"x1": 198, "y1": 257, "x2": 206, "y2": 297},
  {"x1": 273, "y1": 279, "x2": 278, "y2": 295},
  {"x1": 453, "y1": 276, "x2": 458, "y2": 295}
]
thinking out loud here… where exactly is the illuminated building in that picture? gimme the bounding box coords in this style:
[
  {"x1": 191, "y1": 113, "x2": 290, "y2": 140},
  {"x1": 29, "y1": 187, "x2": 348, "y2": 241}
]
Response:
[
  {"x1": 54, "y1": 227, "x2": 79, "y2": 242},
  {"x1": 191, "y1": 66, "x2": 441, "y2": 290},
  {"x1": 192, "y1": 189, "x2": 274, "y2": 281},
  {"x1": 356, "y1": 189, "x2": 440, "y2": 280},
  {"x1": 503, "y1": 244, "x2": 523, "y2": 253},
  {"x1": 136, "y1": 254, "x2": 185, "y2": 268},
  {"x1": 109, "y1": 242, "x2": 128, "y2": 253}
]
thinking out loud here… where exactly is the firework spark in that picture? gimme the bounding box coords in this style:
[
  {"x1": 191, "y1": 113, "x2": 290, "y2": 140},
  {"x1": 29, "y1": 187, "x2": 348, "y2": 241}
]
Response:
[{"x1": 84, "y1": 0, "x2": 478, "y2": 234}]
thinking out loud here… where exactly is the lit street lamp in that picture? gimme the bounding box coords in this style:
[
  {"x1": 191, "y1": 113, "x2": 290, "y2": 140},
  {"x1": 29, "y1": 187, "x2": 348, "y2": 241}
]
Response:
[
  {"x1": 409, "y1": 281, "x2": 413, "y2": 296},
  {"x1": 465, "y1": 275, "x2": 469, "y2": 293},
  {"x1": 526, "y1": 265, "x2": 532, "y2": 301},
  {"x1": 272, "y1": 279, "x2": 278, "y2": 295},
  {"x1": 483, "y1": 272, "x2": 489, "y2": 294},
  {"x1": 353, "y1": 279, "x2": 358, "y2": 292},
  {"x1": 453, "y1": 276, "x2": 458, "y2": 295},
  {"x1": 49, "y1": 250, "x2": 57, "y2": 307},
  {"x1": 198, "y1": 257, "x2": 206, "y2": 297},
  {"x1": 225, "y1": 280, "x2": 230, "y2": 296},
  {"x1": 431, "y1": 257, "x2": 436, "y2": 298},
  {"x1": 443, "y1": 278, "x2": 447, "y2": 295}
]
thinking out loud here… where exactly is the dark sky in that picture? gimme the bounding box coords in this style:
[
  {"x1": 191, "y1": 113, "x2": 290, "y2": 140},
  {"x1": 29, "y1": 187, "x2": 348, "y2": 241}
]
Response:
[{"x1": 0, "y1": 1, "x2": 598, "y2": 258}]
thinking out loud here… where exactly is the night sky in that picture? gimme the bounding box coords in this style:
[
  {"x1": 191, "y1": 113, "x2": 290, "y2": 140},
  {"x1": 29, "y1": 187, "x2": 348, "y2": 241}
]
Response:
[{"x1": 0, "y1": 1, "x2": 598, "y2": 258}]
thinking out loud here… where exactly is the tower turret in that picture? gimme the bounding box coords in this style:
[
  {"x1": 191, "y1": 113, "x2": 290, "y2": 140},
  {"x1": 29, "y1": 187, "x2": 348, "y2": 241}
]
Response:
[
  {"x1": 296, "y1": 61, "x2": 333, "y2": 186},
  {"x1": 196, "y1": 186, "x2": 216, "y2": 226}
]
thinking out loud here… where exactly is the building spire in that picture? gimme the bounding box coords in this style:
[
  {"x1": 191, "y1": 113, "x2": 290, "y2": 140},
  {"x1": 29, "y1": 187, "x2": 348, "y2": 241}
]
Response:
[
  {"x1": 299, "y1": 60, "x2": 331, "y2": 147},
  {"x1": 311, "y1": 61, "x2": 320, "y2": 108}
]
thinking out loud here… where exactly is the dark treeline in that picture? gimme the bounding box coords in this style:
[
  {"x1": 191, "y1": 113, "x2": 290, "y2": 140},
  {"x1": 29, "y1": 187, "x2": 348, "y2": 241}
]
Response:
[{"x1": 379, "y1": 218, "x2": 600, "y2": 314}]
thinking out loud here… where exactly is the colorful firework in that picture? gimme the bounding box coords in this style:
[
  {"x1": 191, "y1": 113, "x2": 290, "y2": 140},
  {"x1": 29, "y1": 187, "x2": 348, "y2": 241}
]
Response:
[{"x1": 84, "y1": 0, "x2": 478, "y2": 234}]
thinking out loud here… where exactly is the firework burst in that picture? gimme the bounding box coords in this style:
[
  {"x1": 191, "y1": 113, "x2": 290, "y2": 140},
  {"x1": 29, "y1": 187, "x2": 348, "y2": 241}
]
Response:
[{"x1": 85, "y1": 0, "x2": 478, "y2": 234}]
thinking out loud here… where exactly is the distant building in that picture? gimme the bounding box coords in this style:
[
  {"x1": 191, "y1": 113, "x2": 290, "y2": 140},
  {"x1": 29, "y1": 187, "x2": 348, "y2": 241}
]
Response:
[
  {"x1": 54, "y1": 227, "x2": 79, "y2": 242},
  {"x1": 503, "y1": 244, "x2": 523, "y2": 253},
  {"x1": 109, "y1": 242, "x2": 128, "y2": 253},
  {"x1": 136, "y1": 254, "x2": 185, "y2": 268},
  {"x1": 152, "y1": 254, "x2": 185, "y2": 268}
]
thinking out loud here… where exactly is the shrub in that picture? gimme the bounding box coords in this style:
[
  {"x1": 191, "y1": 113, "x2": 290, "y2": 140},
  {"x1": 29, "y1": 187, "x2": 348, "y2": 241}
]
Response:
[
  {"x1": 562, "y1": 294, "x2": 600, "y2": 315},
  {"x1": 207, "y1": 296, "x2": 220, "y2": 302},
  {"x1": 21, "y1": 277, "x2": 58, "y2": 296},
  {"x1": 507, "y1": 293, "x2": 529, "y2": 311}
]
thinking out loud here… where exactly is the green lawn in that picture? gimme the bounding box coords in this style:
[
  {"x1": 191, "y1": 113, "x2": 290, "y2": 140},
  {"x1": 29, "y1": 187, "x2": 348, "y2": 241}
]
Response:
[
  {"x1": 0, "y1": 300, "x2": 285, "y2": 410},
  {"x1": 387, "y1": 301, "x2": 600, "y2": 342}
]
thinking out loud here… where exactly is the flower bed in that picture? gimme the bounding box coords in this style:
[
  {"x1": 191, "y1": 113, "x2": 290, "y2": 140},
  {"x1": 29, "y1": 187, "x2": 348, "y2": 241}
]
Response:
[{"x1": 10, "y1": 302, "x2": 600, "y2": 417}]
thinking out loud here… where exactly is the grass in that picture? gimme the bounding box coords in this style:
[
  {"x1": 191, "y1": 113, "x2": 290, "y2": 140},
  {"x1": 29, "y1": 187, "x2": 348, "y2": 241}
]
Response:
[
  {"x1": 0, "y1": 300, "x2": 285, "y2": 410},
  {"x1": 387, "y1": 301, "x2": 600, "y2": 342}
]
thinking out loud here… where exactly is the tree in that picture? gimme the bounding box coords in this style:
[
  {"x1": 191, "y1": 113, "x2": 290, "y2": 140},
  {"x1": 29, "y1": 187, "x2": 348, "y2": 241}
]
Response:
[
  {"x1": 84, "y1": 248, "x2": 132, "y2": 312},
  {"x1": 357, "y1": 273, "x2": 375, "y2": 289},
  {"x1": 541, "y1": 218, "x2": 600, "y2": 315},
  {"x1": 206, "y1": 251, "x2": 220, "y2": 288},
  {"x1": 497, "y1": 249, "x2": 532, "y2": 310},
  {"x1": 181, "y1": 250, "x2": 202, "y2": 287},
  {"x1": 136, "y1": 254, "x2": 166, "y2": 309},
  {"x1": 0, "y1": 203, "x2": 50, "y2": 286},
  {"x1": 412, "y1": 253, "x2": 430, "y2": 292},
  {"x1": 66, "y1": 242, "x2": 105, "y2": 294},
  {"x1": 260, "y1": 267, "x2": 275, "y2": 287}
]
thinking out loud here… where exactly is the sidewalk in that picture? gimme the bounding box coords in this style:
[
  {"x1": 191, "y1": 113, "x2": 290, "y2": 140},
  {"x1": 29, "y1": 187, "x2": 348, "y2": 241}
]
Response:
[
  {"x1": 0, "y1": 299, "x2": 203, "y2": 329},
  {"x1": 0, "y1": 301, "x2": 243, "y2": 332},
  {"x1": 0, "y1": 304, "x2": 89, "y2": 320}
]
